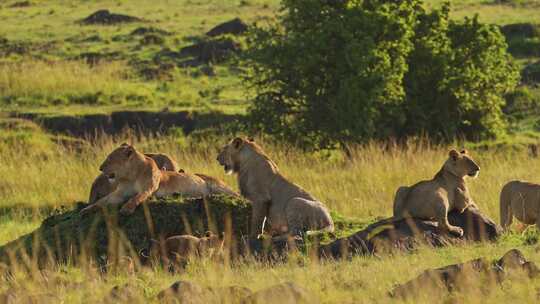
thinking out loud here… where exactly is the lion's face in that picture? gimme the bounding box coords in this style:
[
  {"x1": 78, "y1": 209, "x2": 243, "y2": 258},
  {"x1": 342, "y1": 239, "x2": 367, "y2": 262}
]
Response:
[
  {"x1": 446, "y1": 149, "x2": 480, "y2": 178},
  {"x1": 99, "y1": 143, "x2": 136, "y2": 180},
  {"x1": 200, "y1": 231, "x2": 223, "y2": 251},
  {"x1": 216, "y1": 138, "x2": 245, "y2": 175}
]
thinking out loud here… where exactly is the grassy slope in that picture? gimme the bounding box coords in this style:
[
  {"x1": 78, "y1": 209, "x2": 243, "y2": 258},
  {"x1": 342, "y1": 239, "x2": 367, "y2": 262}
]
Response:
[{"x1": 1, "y1": 0, "x2": 540, "y2": 303}]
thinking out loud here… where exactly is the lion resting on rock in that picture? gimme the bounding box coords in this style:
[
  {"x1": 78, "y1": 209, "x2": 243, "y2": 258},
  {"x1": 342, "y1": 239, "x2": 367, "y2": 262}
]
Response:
[
  {"x1": 81, "y1": 144, "x2": 238, "y2": 215},
  {"x1": 217, "y1": 137, "x2": 334, "y2": 237},
  {"x1": 393, "y1": 149, "x2": 480, "y2": 236},
  {"x1": 88, "y1": 152, "x2": 180, "y2": 205},
  {"x1": 500, "y1": 180, "x2": 540, "y2": 230}
]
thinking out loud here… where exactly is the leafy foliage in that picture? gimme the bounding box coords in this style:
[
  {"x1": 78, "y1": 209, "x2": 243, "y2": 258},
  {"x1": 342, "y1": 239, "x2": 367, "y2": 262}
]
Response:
[{"x1": 244, "y1": 0, "x2": 519, "y2": 149}]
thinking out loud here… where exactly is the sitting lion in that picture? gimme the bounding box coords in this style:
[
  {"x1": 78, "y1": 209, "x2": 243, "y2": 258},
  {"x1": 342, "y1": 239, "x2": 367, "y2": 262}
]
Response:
[
  {"x1": 392, "y1": 149, "x2": 479, "y2": 236},
  {"x1": 500, "y1": 180, "x2": 540, "y2": 230},
  {"x1": 81, "y1": 144, "x2": 238, "y2": 215},
  {"x1": 152, "y1": 231, "x2": 224, "y2": 263},
  {"x1": 216, "y1": 137, "x2": 334, "y2": 237},
  {"x1": 88, "y1": 152, "x2": 180, "y2": 205}
]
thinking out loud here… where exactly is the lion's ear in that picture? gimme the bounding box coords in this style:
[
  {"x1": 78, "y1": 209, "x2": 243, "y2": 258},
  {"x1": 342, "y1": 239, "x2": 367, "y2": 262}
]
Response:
[
  {"x1": 449, "y1": 149, "x2": 459, "y2": 161},
  {"x1": 248, "y1": 137, "x2": 255, "y2": 142},
  {"x1": 120, "y1": 142, "x2": 130, "y2": 147},
  {"x1": 179, "y1": 169, "x2": 185, "y2": 173},
  {"x1": 205, "y1": 231, "x2": 213, "y2": 238},
  {"x1": 460, "y1": 149, "x2": 468, "y2": 154},
  {"x1": 124, "y1": 145, "x2": 135, "y2": 157},
  {"x1": 232, "y1": 137, "x2": 244, "y2": 149}
]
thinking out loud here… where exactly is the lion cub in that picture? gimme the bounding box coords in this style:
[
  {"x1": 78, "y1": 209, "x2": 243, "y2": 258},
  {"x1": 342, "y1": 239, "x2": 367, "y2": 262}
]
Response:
[
  {"x1": 500, "y1": 180, "x2": 540, "y2": 230},
  {"x1": 153, "y1": 231, "x2": 224, "y2": 262},
  {"x1": 392, "y1": 149, "x2": 479, "y2": 236}
]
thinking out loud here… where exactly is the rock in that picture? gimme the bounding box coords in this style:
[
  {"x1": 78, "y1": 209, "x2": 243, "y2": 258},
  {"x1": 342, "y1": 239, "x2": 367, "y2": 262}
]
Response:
[
  {"x1": 179, "y1": 38, "x2": 241, "y2": 65},
  {"x1": 130, "y1": 27, "x2": 171, "y2": 36},
  {"x1": 241, "y1": 282, "x2": 318, "y2": 304},
  {"x1": 157, "y1": 281, "x2": 252, "y2": 304},
  {"x1": 499, "y1": 23, "x2": 540, "y2": 39},
  {"x1": 140, "y1": 34, "x2": 165, "y2": 45},
  {"x1": 9, "y1": 1, "x2": 32, "y2": 8},
  {"x1": 391, "y1": 249, "x2": 540, "y2": 300},
  {"x1": 391, "y1": 258, "x2": 498, "y2": 299},
  {"x1": 218, "y1": 286, "x2": 253, "y2": 302},
  {"x1": 522, "y1": 60, "x2": 540, "y2": 85},
  {"x1": 319, "y1": 206, "x2": 502, "y2": 259},
  {"x1": 0, "y1": 195, "x2": 251, "y2": 268},
  {"x1": 79, "y1": 10, "x2": 143, "y2": 25},
  {"x1": 105, "y1": 284, "x2": 138, "y2": 303},
  {"x1": 157, "y1": 281, "x2": 210, "y2": 304},
  {"x1": 206, "y1": 18, "x2": 248, "y2": 37}
]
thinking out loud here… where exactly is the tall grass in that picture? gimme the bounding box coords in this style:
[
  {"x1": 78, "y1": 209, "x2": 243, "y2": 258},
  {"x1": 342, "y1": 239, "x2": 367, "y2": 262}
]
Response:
[{"x1": 0, "y1": 60, "x2": 132, "y2": 103}]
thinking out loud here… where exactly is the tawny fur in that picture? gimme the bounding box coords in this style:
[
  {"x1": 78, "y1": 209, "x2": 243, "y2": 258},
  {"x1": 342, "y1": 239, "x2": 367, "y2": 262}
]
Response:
[
  {"x1": 392, "y1": 149, "x2": 480, "y2": 237},
  {"x1": 153, "y1": 232, "x2": 224, "y2": 262},
  {"x1": 499, "y1": 180, "x2": 540, "y2": 230},
  {"x1": 88, "y1": 152, "x2": 179, "y2": 205},
  {"x1": 81, "y1": 143, "x2": 161, "y2": 215},
  {"x1": 217, "y1": 137, "x2": 334, "y2": 237}
]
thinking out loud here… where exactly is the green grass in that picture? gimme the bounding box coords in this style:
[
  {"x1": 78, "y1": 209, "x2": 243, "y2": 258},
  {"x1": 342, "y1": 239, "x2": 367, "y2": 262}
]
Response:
[{"x1": 2, "y1": 0, "x2": 540, "y2": 303}]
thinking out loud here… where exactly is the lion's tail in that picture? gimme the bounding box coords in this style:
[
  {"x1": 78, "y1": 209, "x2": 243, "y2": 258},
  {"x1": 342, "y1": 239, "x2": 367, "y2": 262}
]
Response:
[
  {"x1": 499, "y1": 181, "x2": 515, "y2": 230},
  {"x1": 196, "y1": 174, "x2": 240, "y2": 197}
]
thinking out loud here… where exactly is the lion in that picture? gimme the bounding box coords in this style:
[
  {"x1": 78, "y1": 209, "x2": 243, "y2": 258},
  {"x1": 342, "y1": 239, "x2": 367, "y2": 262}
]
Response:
[
  {"x1": 152, "y1": 231, "x2": 224, "y2": 263},
  {"x1": 216, "y1": 137, "x2": 334, "y2": 238},
  {"x1": 81, "y1": 144, "x2": 238, "y2": 215},
  {"x1": 80, "y1": 143, "x2": 161, "y2": 215},
  {"x1": 88, "y1": 152, "x2": 179, "y2": 205},
  {"x1": 500, "y1": 180, "x2": 540, "y2": 230},
  {"x1": 392, "y1": 149, "x2": 480, "y2": 237}
]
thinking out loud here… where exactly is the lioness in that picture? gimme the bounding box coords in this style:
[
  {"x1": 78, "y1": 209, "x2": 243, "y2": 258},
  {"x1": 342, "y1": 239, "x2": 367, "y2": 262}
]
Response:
[
  {"x1": 81, "y1": 144, "x2": 238, "y2": 215},
  {"x1": 217, "y1": 137, "x2": 334, "y2": 237},
  {"x1": 81, "y1": 143, "x2": 161, "y2": 215},
  {"x1": 392, "y1": 149, "x2": 479, "y2": 236},
  {"x1": 500, "y1": 180, "x2": 540, "y2": 230},
  {"x1": 88, "y1": 152, "x2": 179, "y2": 205}
]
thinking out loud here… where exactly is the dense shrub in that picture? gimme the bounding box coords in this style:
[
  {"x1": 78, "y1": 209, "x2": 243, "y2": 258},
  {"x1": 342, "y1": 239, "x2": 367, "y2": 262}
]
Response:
[{"x1": 244, "y1": 0, "x2": 519, "y2": 149}]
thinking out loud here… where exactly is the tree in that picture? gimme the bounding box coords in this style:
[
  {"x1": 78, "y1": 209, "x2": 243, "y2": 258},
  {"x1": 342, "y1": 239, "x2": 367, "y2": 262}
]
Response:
[{"x1": 244, "y1": 0, "x2": 519, "y2": 149}]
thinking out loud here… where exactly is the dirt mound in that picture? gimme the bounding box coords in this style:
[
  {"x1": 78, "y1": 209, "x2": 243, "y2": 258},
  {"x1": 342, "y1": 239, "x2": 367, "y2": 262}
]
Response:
[
  {"x1": 79, "y1": 10, "x2": 143, "y2": 25},
  {"x1": 153, "y1": 38, "x2": 240, "y2": 68},
  {"x1": 319, "y1": 206, "x2": 501, "y2": 259},
  {"x1": 0, "y1": 195, "x2": 251, "y2": 268},
  {"x1": 500, "y1": 23, "x2": 540, "y2": 39},
  {"x1": 390, "y1": 249, "x2": 540, "y2": 299},
  {"x1": 206, "y1": 18, "x2": 248, "y2": 37},
  {"x1": 130, "y1": 27, "x2": 171, "y2": 36},
  {"x1": 9, "y1": 1, "x2": 32, "y2": 8},
  {"x1": 522, "y1": 60, "x2": 540, "y2": 85}
]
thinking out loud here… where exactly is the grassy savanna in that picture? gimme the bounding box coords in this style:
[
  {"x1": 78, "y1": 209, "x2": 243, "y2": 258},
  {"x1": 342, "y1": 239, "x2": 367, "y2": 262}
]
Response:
[
  {"x1": 1, "y1": 0, "x2": 540, "y2": 303},
  {"x1": 2, "y1": 133, "x2": 540, "y2": 302}
]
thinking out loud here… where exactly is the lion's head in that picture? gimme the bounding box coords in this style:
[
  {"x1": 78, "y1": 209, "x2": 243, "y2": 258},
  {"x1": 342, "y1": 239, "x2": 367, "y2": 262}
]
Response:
[
  {"x1": 99, "y1": 143, "x2": 138, "y2": 180},
  {"x1": 444, "y1": 149, "x2": 480, "y2": 178},
  {"x1": 216, "y1": 137, "x2": 259, "y2": 174},
  {"x1": 199, "y1": 231, "x2": 224, "y2": 253}
]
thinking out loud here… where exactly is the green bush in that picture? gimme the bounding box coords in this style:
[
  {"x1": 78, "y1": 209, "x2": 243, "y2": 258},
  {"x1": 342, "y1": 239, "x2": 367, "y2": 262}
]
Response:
[{"x1": 244, "y1": 0, "x2": 519, "y2": 149}]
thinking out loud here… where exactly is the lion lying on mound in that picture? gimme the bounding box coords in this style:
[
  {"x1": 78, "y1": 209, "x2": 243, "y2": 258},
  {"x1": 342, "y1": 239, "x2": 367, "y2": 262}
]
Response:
[
  {"x1": 500, "y1": 180, "x2": 540, "y2": 230},
  {"x1": 393, "y1": 149, "x2": 480, "y2": 236},
  {"x1": 88, "y1": 152, "x2": 180, "y2": 205},
  {"x1": 81, "y1": 144, "x2": 238, "y2": 215},
  {"x1": 217, "y1": 137, "x2": 334, "y2": 237},
  {"x1": 152, "y1": 231, "x2": 224, "y2": 262}
]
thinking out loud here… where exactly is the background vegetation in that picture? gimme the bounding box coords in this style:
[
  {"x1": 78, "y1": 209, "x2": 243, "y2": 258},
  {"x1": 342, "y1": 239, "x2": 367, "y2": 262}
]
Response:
[{"x1": 1, "y1": 0, "x2": 540, "y2": 303}]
